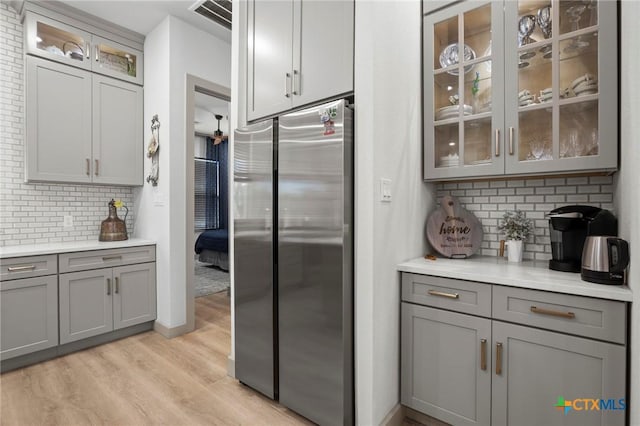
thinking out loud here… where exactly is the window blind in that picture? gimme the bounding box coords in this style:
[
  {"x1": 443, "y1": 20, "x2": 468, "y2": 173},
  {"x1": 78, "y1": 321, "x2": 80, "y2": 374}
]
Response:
[{"x1": 194, "y1": 158, "x2": 220, "y2": 230}]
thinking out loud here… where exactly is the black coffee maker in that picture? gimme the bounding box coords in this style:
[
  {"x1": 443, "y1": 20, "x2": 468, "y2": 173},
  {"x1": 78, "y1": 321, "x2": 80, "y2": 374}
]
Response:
[{"x1": 548, "y1": 205, "x2": 617, "y2": 272}]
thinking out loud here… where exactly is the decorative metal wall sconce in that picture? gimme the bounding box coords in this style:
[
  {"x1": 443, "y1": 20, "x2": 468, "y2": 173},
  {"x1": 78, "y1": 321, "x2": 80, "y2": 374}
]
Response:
[{"x1": 147, "y1": 115, "x2": 160, "y2": 186}]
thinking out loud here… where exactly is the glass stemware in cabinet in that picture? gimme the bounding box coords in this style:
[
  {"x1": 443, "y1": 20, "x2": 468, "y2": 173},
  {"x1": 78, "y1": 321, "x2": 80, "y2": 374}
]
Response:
[
  {"x1": 464, "y1": 117, "x2": 492, "y2": 166},
  {"x1": 519, "y1": 109, "x2": 552, "y2": 162},
  {"x1": 434, "y1": 124, "x2": 460, "y2": 169},
  {"x1": 560, "y1": 101, "x2": 598, "y2": 158},
  {"x1": 560, "y1": 1, "x2": 598, "y2": 35}
]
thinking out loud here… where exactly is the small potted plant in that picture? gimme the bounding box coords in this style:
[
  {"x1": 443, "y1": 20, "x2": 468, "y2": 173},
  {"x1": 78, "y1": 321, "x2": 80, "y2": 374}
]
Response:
[{"x1": 498, "y1": 210, "x2": 533, "y2": 262}]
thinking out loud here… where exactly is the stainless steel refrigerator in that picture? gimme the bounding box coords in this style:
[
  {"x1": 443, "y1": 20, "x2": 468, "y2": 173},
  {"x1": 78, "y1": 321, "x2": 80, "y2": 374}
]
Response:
[{"x1": 234, "y1": 99, "x2": 353, "y2": 425}]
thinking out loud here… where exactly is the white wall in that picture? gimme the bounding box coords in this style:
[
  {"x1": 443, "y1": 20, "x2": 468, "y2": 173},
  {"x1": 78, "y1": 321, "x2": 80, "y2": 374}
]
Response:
[
  {"x1": 617, "y1": 2, "x2": 640, "y2": 423},
  {"x1": 354, "y1": 2, "x2": 435, "y2": 424},
  {"x1": 134, "y1": 15, "x2": 231, "y2": 329}
]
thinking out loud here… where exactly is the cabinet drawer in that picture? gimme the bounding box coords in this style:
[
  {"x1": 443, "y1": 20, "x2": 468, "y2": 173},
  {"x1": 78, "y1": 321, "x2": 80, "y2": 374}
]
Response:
[
  {"x1": 492, "y1": 286, "x2": 626, "y2": 344},
  {"x1": 1, "y1": 255, "x2": 57, "y2": 281},
  {"x1": 59, "y1": 246, "x2": 155, "y2": 273},
  {"x1": 402, "y1": 273, "x2": 491, "y2": 317}
]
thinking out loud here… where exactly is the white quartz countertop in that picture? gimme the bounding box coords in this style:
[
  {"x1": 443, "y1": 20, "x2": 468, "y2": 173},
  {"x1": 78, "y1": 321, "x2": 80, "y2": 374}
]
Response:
[
  {"x1": 0, "y1": 239, "x2": 156, "y2": 258},
  {"x1": 398, "y1": 256, "x2": 633, "y2": 302}
]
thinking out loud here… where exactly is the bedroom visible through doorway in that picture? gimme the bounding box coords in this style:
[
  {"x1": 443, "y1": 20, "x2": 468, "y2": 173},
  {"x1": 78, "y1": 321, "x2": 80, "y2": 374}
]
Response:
[{"x1": 193, "y1": 90, "x2": 230, "y2": 298}]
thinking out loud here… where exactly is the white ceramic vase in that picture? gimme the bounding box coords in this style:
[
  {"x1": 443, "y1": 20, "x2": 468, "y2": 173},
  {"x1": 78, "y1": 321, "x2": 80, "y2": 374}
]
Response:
[{"x1": 506, "y1": 240, "x2": 524, "y2": 262}]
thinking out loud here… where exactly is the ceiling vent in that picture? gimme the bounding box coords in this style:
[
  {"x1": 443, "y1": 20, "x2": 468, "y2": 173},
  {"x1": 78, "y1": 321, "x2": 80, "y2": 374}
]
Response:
[{"x1": 192, "y1": 0, "x2": 232, "y2": 30}]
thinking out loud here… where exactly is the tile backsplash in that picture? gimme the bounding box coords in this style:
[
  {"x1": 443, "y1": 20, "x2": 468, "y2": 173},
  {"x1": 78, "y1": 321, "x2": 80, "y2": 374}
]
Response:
[
  {"x1": 435, "y1": 176, "x2": 615, "y2": 260},
  {"x1": 0, "y1": 3, "x2": 134, "y2": 247}
]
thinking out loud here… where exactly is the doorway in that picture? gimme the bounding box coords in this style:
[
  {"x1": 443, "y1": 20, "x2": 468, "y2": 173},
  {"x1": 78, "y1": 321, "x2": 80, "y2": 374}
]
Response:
[
  {"x1": 185, "y1": 75, "x2": 231, "y2": 333},
  {"x1": 193, "y1": 92, "x2": 231, "y2": 299}
]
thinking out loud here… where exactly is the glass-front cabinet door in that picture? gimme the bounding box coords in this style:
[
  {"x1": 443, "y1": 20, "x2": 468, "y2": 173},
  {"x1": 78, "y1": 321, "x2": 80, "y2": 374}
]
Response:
[
  {"x1": 24, "y1": 13, "x2": 93, "y2": 71},
  {"x1": 504, "y1": 0, "x2": 617, "y2": 174},
  {"x1": 92, "y1": 36, "x2": 143, "y2": 85},
  {"x1": 424, "y1": 1, "x2": 505, "y2": 180}
]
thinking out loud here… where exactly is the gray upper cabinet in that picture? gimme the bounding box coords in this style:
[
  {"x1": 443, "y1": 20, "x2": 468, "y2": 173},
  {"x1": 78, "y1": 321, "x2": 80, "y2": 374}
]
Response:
[
  {"x1": 247, "y1": 0, "x2": 354, "y2": 121},
  {"x1": 26, "y1": 56, "x2": 93, "y2": 183},
  {"x1": 424, "y1": 1, "x2": 505, "y2": 180},
  {"x1": 92, "y1": 74, "x2": 143, "y2": 185},
  {"x1": 424, "y1": 0, "x2": 462, "y2": 15},
  {"x1": 24, "y1": 12, "x2": 143, "y2": 85},
  {"x1": 25, "y1": 56, "x2": 143, "y2": 186},
  {"x1": 424, "y1": 0, "x2": 617, "y2": 180}
]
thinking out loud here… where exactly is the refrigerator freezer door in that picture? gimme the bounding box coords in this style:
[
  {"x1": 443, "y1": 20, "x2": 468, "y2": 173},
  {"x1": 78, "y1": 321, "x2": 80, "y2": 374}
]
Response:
[
  {"x1": 233, "y1": 120, "x2": 275, "y2": 399},
  {"x1": 278, "y1": 99, "x2": 354, "y2": 425}
]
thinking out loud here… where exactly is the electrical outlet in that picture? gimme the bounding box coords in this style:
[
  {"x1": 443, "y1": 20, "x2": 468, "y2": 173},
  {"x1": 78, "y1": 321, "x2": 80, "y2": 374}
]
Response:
[{"x1": 63, "y1": 215, "x2": 73, "y2": 228}]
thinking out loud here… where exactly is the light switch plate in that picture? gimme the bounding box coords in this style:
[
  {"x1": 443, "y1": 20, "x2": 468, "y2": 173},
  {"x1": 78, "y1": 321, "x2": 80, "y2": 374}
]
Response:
[{"x1": 380, "y1": 178, "x2": 392, "y2": 202}]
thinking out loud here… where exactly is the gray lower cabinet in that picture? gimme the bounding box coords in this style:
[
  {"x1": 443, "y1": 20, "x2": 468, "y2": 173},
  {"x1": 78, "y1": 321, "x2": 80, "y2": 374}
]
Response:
[
  {"x1": 401, "y1": 272, "x2": 627, "y2": 426},
  {"x1": 402, "y1": 303, "x2": 491, "y2": 426},
  {"x1": 491, "y1": 321, "x2": 626, "y2": 426},
  {"x1": 0, "y1": 275, "x2": 58, "y2": 360},
  {"x1": 60, "y1": 262, "x2": 156, "y2": 345}
]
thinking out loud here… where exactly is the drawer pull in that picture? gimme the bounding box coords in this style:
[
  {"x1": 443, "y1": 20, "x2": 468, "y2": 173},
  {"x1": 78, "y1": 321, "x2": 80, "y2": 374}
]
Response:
[
  {"x1": 480, "y1": 339, "x2": 487, "y2": 371},
  {"x1": 102, "y1": 255, "x2": 122, "y2": 261},
  {"x1": 106, "y1": 278, "x2": 111, "y2": 296},
  {"x1": 530, "y1": 306, "x2": 575, "y2": 319},
  {"x1": 495, "y1": 128, "x2": 500, "y2": 157},
  {"x1": 496, "y1": 342, "x2": 503, "y2": 375},
  {"x1": 7, "y1": 265, "x2": 36, "y2": 272},
  {"x1": 115, "y1": 277, "x2": 119, "y2": 294},
  {"x1": 428, "y1": 289, "x2": 459, "y2": 299}
]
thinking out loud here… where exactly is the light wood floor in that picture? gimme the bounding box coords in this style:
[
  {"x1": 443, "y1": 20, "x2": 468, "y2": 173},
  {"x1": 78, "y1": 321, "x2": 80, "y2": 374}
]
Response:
[{"x1": 0, "y1": 292, "x2": 312, "y2": 426}]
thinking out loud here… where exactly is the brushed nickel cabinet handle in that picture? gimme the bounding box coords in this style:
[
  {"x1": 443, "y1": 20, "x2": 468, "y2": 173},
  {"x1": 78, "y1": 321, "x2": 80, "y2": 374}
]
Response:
[
  {"x1": 428, "y1": 289, "x2": 459, "y2": 299},
  {"x1": 85, "y1": 42, "x2": 90, "y2": 59},
  {"x1": 496, "y1": 342, "x2": 503, "y2": 375},
  {"x1": 102, "y1": 255, "x2": 122, "y2": 261},
  {"x1": 95, "y1": 159, "x2": 99, "y2": 176},
  {"x1": 530, "y1": 306, "x2": 576, "y2": 319},
  {"x1": 509, "y1": 127, "x2": 514, "y2": 155},
  {"x1": 86, "y1": 158, "x2": 90, "y2": 176},
  {"x1": 292, "y1": 69, "x2": 300, "y2": 95},
  {"x1": 495, "y1": 129, "x2": 500, "y2": 157},
  {"x1": 115, "y1": 277, "x2": 119, "y2": 294},
  {"x1": 106, "y1": 278, "x2": 111, "y2": 296},
  {"x1": 7, "y1": 265, "x2": 36, "y2": 272},
  {"x1": 480, "y1": 339, "x2": 487, "y2": 371},
  {"x1": 284, "y1": 73, "x2": 291, "y2": 98},
  {"x1": 95, "y1": 45, "x2": 99, "y2": 62}
]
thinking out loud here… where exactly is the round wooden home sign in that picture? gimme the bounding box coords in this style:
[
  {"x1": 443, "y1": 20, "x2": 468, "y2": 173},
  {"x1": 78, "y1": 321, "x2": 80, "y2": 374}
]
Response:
[{"x1": 426, "y1": 195, "x2": 483, "y2": 258}]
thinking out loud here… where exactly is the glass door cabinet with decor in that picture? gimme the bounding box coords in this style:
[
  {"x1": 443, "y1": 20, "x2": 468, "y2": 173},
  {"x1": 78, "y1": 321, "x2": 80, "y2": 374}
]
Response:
[
  {"x1": 423, "y1": 0, "x2": 617, "y2": 180},
  {"x1": 424, "y1": 1, "x2": 505, "y2": 180},
  {"x1": 25, "y1": 13, "x2": 144, "y2": 85}
]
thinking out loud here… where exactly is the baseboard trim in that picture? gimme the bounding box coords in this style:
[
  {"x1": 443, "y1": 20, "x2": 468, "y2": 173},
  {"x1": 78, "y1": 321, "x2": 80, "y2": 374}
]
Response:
[
  {"x1": 154, "y1": 320, "x2": 193, "y2": 338},
  {"x1": 227, "y1": 355, "x2": 235, "y2": 378},
  {"x1": 404, "y1": 406, "x2": 450, "y2": 426},
  {"x1": 1, "y1": 322, "x2": 154, "y2": 373},
  {"x1": 380, "y1": 404, "x2": 404, "y2": 426}
]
